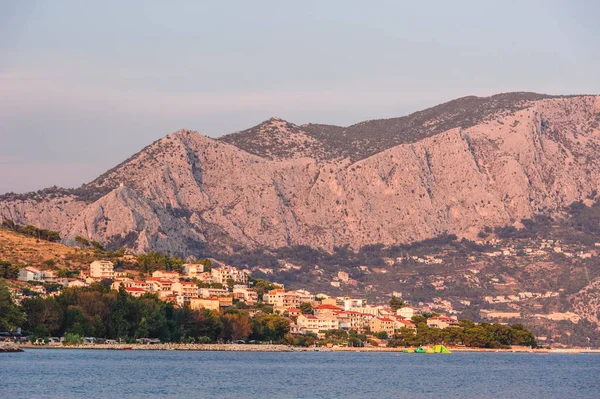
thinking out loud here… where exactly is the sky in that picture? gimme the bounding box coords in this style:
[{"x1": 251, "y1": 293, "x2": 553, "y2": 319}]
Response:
[{"x1": 1, "y1": 0, "x2": 599, "y2": 194}]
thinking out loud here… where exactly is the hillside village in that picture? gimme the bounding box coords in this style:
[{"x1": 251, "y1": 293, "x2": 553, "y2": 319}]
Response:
[{"x1": 7, "y1": 259, "x2": 438, "y2": 338}]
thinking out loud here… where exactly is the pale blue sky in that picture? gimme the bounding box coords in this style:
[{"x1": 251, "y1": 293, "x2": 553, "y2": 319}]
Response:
[{"x1": 1, "y1": 0, "x2": 599, "y2": 193}]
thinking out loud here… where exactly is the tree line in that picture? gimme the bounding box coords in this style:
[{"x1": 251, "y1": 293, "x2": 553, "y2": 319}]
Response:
[
  {"x1": 11, "y1": 283, "x2": 290, "y2": 343},
  {"x1": 386, "y1": 317, "x2": 537, "y2": 349}
]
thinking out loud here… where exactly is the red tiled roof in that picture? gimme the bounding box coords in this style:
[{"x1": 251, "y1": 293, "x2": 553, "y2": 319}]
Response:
[{"x1": 126, "y1": 287, "x2": 146, "y2": 292}]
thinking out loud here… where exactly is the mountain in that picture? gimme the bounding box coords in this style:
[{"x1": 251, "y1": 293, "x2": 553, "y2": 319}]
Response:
[{"x1": 1, "y1": 93, "x2": 600, "y2": 256}]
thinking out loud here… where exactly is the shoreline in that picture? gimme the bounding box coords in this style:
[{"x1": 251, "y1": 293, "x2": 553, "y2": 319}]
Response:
[
  {"x1": 16, "y1": 343, "x2": 600, "y2": 353},
  {"x1": 19, "y1": 343, "x2": 292, "y2": 352}
]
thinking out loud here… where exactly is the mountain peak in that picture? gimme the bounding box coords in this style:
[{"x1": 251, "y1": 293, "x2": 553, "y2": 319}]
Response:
[{"x1": 217, "y1": 116, "x2": 326, "y2": 160}]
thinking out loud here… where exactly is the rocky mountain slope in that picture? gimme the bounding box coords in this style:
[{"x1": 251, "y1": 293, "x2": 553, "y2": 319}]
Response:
[{"x1": 1, "y1": 93, "x2": 600, "y2": 256}]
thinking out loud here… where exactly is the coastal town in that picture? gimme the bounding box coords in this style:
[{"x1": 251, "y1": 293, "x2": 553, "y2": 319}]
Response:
[
  {"x1": 2, "y1": 256, "x2": 539, "y2": 351},
  {"x1": 9, "y1": 259, "x2": 424, "y2": 336}
]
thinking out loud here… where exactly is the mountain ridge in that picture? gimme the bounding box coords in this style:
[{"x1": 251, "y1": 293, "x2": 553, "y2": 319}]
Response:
[{"x1": 1, "y1": 92, "x2": 600, "y2": 257}]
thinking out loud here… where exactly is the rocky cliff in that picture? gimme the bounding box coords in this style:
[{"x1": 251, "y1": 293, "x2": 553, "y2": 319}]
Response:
[{"x1": 1, "y1": 93, "x2": 599, "y2": 256}]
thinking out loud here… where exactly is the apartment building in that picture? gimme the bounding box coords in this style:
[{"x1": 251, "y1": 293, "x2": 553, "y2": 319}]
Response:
[
  {"x1": 297, "y1": 314, "x2": 339, "y2": 334},
  {"x1": 89, "y1": 261, "x2": 114, "y2": 280},
  {"x1": 211, "y1": 266, "x2": 248, "y2": 285},
  {"x1": 172, "y1": 281, "x2": 199, "y2": 298}
]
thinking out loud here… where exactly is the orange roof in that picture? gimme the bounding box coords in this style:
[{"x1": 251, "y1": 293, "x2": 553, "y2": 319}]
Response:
[{"x1": 125, "y1": 287, "x2": 146, "y2": 292}]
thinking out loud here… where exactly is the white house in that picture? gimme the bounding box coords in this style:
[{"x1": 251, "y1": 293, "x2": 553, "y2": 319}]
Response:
[
  {"x1": 396, "y1": 306, "x2": 418, "y2": 320},
  {"x1": 18, "y1": 267, "x2": 42, "y2": 282}
]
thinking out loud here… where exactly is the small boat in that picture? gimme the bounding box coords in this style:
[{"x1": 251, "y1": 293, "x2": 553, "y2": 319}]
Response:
[{"x1": 122, "y1": 347, "x2": 133, "y2": 350}]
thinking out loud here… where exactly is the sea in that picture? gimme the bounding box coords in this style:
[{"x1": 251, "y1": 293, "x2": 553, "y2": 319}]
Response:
[{"x1": 2, "y1": 349, "x2": 599, "y2": 399}]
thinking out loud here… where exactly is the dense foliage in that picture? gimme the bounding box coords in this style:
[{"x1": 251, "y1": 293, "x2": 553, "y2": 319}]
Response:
[
  {"x1": 18, "y1": 285, "x2": 290, "y2": 343},
  {"x1": 0, "y1": 260, "x2": 20, "y2": 280},
  {"x1": 136, "y1": 251, "x2": 185, "y2": 275},
  {"x1": 0, "y1": 280, "x2": 25, "y2": 332},
  {"x1": 387, "y1": 319, "x2": 536, "y2": 349}
]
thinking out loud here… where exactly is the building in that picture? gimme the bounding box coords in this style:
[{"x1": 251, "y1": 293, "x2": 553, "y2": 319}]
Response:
[
  {"x1": 147, "y1": 278, "x2": 174, "y2": 293},
  {"x1": 343, "y1": 298, "x2": 365, "y2": 310},
  {"x1": 42, "y1": 270, "x2": 58, "y2": 283},
  {"x1": 394, "y1": 318, "x2": 416, "y2": 332},
  {"x1": 396, "y1": 306, "x2": 418, "y2": 320},
  {"x1": 112, "y1": 280, "x2": 149, "y2": 291},
  {"x1": 264, "y1": 289, "x2": 313, "y2": 309},
  {"x1": 233, "y1": 287, "x2": 258, "y2": 303},
  {"x1": 195, "y1": 272, "x2": 213, "y2": 284},
  {"x1": 369, "y1": 317, "x2": 395, "y2": 336},
  {"x1": 172, "y1": 281, "x2": 199, "y2": 299},
  {"x1": 199, "y1": 288, "x2": 230, "y2": 298},
  {"x1": 125, "y1": 287, "x2": 146, "y2": 298},
  {"x1": 313, "y1": 304, "x2": 342, "y2": 317},
  {"x1": 336, "y1": 311, "x2": 367, "y2": 331},
  {"x1": 427, "y1": 316, "x2": 459, "y2": 329},
  {"x1": 286, "y1": 308, "x2": 302, "y2": 318},
  {"x1": 211, "y1": 266, "x2": 248, "y2": 285},
  {"x1": 217, "y1": 296, "x2": 233, "y2": 307},
  {"x1": 66, "y1": 279, "x2": 88, "y2": 288},
  {"x1": 89, "y1": 261, "x2": 114, "y2": 280},
  {"x1": 320, "y1": 296, "x2": 337, "y2": 306},
  {"x1": 18, "y1": 267, "x2": 42, "y2": 282},
  {"x1": 182, "y1": 263, "x2": 204, "y2": 278},
  {"x1": 297, "y1": 314, "x2": 339, "y2": 334},
  {"x1": 152, "y1": 270, "x2": 181, "y2": 281},
  {"x1": 263, "y1": 289, "x2": 285, "y2": 306},
  {"x1": 348, "y1": 306, "x2": 380, "y2": 317},
  {"x1": 190, "y1": 298, "x2": 220, "y2": 311}
]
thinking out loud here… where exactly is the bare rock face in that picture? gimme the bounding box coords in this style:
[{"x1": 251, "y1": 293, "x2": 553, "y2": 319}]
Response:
[{"x1": 1, "y1": 93, "x2": 599, "y2": 256}]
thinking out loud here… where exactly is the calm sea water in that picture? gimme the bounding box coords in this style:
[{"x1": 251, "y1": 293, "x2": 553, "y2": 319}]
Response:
[{"x1": 2, "y1": 349, "x2": 600, "y2": 399}]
